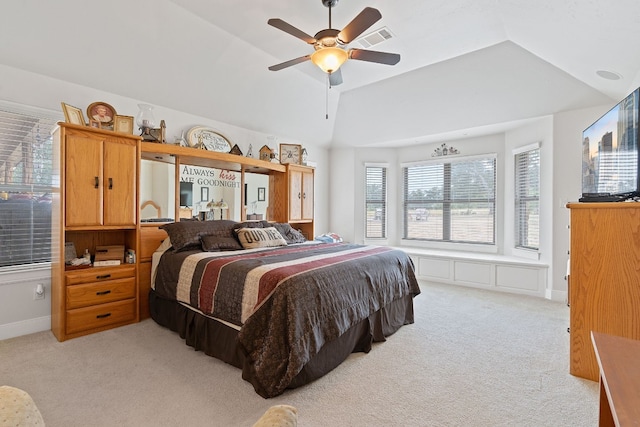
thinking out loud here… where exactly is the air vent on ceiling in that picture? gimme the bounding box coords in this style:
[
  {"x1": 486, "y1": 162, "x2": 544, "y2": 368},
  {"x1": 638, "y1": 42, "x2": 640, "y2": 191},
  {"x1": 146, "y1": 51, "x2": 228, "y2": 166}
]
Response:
[{"x1": 353, "y1": 27, "x2": 393, "y2": 49}]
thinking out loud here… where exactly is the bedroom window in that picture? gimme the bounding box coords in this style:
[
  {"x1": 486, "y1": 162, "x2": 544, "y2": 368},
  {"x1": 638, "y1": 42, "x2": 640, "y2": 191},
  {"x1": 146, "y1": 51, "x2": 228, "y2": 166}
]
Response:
[
  {"x1": 402, "y1": 155, "x2": 496, "y2": 244},
  {"x1": 514, "y1": 144, "x2": 540, "y2": 250},
  {"x1": 0, "y1": 101, "x2": 60, "y2": 269},
  {"x1": 365, "y1": 164, "x2": 387, "y2": 239}
]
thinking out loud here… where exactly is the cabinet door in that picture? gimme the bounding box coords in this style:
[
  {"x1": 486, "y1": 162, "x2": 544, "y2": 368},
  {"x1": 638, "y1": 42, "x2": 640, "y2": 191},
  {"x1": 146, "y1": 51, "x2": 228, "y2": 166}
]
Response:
[
  {"x1": 288, "y1": 169, "x2": 303, "y2": 221},
  {"x1": 103, "y1": 139, "x2": 137, "y2": 226},
  {"x1": 301, "y1": 169, "x2": 314, "y2": 220},
  {"x1": 65, "y1": 134, "x2": 102, "y2": 226}
]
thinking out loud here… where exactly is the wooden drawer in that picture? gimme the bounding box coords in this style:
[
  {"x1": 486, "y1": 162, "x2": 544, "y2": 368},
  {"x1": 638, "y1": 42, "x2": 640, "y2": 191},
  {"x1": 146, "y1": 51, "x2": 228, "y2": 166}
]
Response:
[
  {"x1": 66, "y1": 265, "x2": 135, "y2": 285},
  {"x1": 66, "y1": 298, "x2": 136, "y2": 335},
  {"x1": 66, "y1": 277, "x2": 136, "y2": 309}
]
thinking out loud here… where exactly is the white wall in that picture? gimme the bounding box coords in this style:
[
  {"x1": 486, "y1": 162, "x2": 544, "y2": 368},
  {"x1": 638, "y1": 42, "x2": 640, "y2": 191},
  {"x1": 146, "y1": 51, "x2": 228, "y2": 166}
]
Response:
[
  {"x1": 550, "y1": 104, "x2": 612, "y2": 301},
  {"x1": 0, "y1": 64, "x2": 329, "y2": 339}
]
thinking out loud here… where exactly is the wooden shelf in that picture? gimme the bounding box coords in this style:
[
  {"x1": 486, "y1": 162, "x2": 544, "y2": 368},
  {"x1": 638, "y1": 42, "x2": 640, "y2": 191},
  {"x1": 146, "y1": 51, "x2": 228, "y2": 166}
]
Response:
[{"x1": 140, "y1": 142, "x2": 286, "y2": 174}]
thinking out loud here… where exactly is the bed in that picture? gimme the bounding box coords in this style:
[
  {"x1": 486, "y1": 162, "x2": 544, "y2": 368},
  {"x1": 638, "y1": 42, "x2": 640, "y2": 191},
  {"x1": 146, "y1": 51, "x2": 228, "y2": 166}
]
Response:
[{"x1": 149, "y1": 220, "x2": 420, "y2": 398}]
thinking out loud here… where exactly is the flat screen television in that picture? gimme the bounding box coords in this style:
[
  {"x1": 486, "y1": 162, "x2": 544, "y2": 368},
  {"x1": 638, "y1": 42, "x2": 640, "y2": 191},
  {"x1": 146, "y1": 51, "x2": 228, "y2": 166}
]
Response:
[
  {"x1": 179, "y1": 182, "x2": 193, "y2": 207},
  {"x1": 581, "y1": 87, "x2": 640, "y2": 201}
]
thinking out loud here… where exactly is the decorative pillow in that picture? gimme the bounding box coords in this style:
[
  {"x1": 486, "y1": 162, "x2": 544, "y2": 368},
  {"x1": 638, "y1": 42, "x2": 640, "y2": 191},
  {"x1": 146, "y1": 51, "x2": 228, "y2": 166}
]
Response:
[
  {"x1": 315, "y1": 232, "x2": 343, "y2": 243},
  {"x1": 235, "y1": 227, "x2": 288, "y2": 249},
  {"x1": 0, "y1": 386, "x2": 45, "y2": 427},
  {"x1": 160, "y1": 220, "x2": 238, "y2": 252},
  {"x1": 200, "y1": 235, "x2": 243, "y2": 252},
  {"x1": 272, "y1": 222, "x2": 307, "y2": 244}
]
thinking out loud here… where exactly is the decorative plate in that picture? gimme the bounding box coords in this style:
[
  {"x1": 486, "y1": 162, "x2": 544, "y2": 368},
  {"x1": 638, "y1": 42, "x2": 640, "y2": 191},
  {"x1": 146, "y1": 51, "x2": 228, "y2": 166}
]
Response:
[{"x1": 186, "y1": 126, "x2": 232, "y2": 152}]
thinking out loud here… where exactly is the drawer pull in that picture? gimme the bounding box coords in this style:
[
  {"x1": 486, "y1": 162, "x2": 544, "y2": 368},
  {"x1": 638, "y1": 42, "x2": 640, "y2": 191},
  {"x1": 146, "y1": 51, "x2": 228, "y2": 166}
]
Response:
[
  {"x1": 94, "y1": 176, "x2": 99, "y2": 189},
  {"x1": 96, "y1": 290, "x2": 111, "y2": 296},
  {"x1": 95, "y1": 274, "x2": 111, "y2": 279},
  {"x1": 96, "y1": 313, "x2": 112, "y2": 319}
]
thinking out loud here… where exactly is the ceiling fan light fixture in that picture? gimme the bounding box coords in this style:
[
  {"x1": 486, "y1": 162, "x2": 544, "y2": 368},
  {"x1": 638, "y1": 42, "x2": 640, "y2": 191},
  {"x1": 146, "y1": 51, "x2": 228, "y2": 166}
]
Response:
[{"x1": 311, "y1": 47, "x2": 348, "y2": 73}]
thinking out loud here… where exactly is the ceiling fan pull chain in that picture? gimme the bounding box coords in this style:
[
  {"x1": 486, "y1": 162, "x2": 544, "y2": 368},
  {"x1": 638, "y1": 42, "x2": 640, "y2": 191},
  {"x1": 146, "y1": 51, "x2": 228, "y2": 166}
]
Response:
[{"x1": 326, "y1": 74, "x2": 329, "y2": 120}]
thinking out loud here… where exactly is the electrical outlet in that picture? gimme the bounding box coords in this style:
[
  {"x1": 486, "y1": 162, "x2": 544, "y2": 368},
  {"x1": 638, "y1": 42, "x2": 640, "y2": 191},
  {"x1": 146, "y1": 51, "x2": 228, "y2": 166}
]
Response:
[{"x1": 34, "y1": 283, "x2": 45, "y2": 300}]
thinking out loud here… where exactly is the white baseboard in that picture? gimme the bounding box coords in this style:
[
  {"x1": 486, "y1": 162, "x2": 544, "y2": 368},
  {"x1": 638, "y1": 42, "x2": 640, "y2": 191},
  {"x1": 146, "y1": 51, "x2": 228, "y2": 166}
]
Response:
[{"x1": 0, "y1": 316, "x2": 51, "y2": 340}]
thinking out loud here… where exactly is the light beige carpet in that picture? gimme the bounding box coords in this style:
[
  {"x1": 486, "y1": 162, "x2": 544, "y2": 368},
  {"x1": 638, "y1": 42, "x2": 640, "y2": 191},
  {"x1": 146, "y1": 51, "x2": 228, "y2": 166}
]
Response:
[{"x1": 0, "y1": 282, "x2": 598, "y2": 426}]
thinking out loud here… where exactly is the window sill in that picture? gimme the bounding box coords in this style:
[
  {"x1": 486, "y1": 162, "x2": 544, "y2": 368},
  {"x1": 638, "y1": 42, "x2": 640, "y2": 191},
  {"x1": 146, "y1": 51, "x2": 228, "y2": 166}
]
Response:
[{"x1": 393, "y1": 246, "x2": 547, "y2": 267}]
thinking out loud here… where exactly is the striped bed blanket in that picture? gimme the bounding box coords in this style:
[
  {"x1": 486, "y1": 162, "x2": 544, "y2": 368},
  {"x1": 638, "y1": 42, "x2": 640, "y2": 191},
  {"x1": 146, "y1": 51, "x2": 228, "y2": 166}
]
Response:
[{"x1": 153, "y1": 242, "x2": 420, "y2": 397}]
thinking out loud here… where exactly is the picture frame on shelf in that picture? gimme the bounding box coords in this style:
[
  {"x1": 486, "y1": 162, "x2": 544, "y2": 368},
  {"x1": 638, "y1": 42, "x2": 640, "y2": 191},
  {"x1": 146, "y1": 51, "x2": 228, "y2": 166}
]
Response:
[
  {"x1": 201, "y1": 187, "x2": 209, "y2": 202},
  {"x1": 258, "y1": 187, "x2": 266, "y2": 201},
  {"x1": 279, "y1": 143, "x2": 302, "y2": 164},
  {"x1": 114, "y1": 115, "x2": 134, "y2": 134},
  {"x1": 89, "y1": 119, "x2": 101, "y2": 129},
  {"x1": 61, "y1": 102, "x2": 85, "y2": 125},
  {"x1": 186, "y1": 126, "x2": 231, "y2": 152},
  {"x1": 87, "y1": 102, "x2": 116, "y2": 126}
]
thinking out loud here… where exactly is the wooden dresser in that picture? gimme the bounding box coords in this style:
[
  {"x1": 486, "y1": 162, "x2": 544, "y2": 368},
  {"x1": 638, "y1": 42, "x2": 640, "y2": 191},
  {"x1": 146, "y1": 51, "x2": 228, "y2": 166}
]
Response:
[{"x1": 567, "y1": 202, "x2": 640, "y2": 381}]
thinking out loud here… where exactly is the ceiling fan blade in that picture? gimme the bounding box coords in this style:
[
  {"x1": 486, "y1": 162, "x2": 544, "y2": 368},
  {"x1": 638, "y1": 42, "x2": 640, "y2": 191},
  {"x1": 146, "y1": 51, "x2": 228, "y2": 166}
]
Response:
[
  {"x1": 268, "y1": 55, "x2": 312, "y2": 71},
  {"x1": 337, "y1": 7, "x2": 382, "y2": 44},
  {"x1": 329, "y1": 69, "x2": 343, "y2": 86},
  {"x1": 268, "y1": 19, "x2": 316, "y2": 44},
  {"x1": 349, "y1": 48, "x2": 400, "y2": 65}
]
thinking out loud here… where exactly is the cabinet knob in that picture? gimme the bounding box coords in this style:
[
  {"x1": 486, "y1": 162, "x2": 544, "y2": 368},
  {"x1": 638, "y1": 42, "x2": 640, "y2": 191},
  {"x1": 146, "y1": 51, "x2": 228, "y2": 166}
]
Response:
[{"x1": 298, "y1": 192, "x2": 301, "y2": 199}]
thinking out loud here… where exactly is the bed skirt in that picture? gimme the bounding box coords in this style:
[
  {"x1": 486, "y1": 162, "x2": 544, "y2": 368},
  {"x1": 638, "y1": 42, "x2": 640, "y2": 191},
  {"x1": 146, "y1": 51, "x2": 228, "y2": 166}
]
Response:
[{"x1": 149, "y1": 290, "x2": 415, "y2": 396}]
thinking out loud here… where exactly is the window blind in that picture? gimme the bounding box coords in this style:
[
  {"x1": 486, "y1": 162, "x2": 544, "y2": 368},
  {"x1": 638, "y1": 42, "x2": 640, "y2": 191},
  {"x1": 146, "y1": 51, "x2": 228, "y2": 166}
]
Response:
[
  {"x1": 514, "y1": 147, "x2": 540, "y2": 250},
  {"x1": 365, "y1": 165, "x2": 387, "y2": 238},
  {"x1": 0, "y1": 101, "x2": 60, "y2": 268},
  {"x1": 403, "y1": 155, "x2": 496, "y2": 244}
]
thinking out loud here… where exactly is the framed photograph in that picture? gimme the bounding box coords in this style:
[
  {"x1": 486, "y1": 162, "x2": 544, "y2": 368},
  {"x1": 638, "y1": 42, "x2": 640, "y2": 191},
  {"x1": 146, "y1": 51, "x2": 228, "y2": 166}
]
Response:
[
  {"x1": 61, "y1": 102, "x2": 85, "y2": 125},
  {"x1": 279, "y1": 143, "x2": 302, "y2": 164},
  {"x1": 64, "y1": 242, "x2": 77, "y2": 264},
  {"x1": 87, "y1": 102, "x2": 116, "y2": 126},
  {"x1": 89, "y1": 119, "x2": 101, "y2": 129},
  {"x1": 201, "y1": 187, "x2": 209, "y2": 202},
  {"x1": 258, "y1": 187, "x2": 266, "y2": 201},
  {"x1": 114, "y1": 115, "x2": 134, "y2": 134}
]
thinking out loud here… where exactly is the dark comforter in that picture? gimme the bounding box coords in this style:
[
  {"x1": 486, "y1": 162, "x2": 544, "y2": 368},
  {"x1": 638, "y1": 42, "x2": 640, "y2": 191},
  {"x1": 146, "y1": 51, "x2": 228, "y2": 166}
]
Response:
[{"x1": 153, "y1": 242, "x2": 420, "y2": 397}]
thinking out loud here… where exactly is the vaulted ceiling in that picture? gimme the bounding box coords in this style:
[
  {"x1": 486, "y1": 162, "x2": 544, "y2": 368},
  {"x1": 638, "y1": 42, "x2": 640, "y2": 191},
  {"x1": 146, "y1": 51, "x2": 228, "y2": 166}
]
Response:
[{"x1": 2, "y1": 0, "x2": 639, "y2": 147}]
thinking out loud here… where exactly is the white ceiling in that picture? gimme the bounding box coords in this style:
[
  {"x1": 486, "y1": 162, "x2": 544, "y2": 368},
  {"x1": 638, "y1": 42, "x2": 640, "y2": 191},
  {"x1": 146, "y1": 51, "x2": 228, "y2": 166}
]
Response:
[{"x1": 2, "y1": 0, "x2": 640, "y2": 148}]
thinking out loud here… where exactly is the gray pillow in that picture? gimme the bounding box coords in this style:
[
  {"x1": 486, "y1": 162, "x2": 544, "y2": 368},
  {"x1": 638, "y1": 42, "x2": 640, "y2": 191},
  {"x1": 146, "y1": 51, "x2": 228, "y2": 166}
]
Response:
[
  {"x1": 161, "y1": 220, "x2": 238, "y2": 252},
  {"x1": 272, "y1": 223, "x2": 307, "y2": 244},
  {"x1": 200, "y1": 235, "x2": 243, "y2": 252}
]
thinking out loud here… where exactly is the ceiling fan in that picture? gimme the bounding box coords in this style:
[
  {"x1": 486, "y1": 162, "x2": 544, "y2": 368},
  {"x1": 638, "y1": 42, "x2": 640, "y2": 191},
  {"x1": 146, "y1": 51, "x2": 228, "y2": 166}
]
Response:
[{"x1": 267, "y1": 0, "x2": 400, "y2": 86}]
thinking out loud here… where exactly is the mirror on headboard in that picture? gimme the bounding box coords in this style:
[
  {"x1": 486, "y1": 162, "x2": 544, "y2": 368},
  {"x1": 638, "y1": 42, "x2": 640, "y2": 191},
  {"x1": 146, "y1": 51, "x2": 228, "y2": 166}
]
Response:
[
  {"x1": 179, "y1": 164, "x2": 242, "y2": 220},
  {"x1": 140, "y1": 159, "x2": 245, "y2": 222},
  {"x1": 244, "y1": 172, "x2": 270, "y2": 220},
  {"x1": 140, "y1": 160, "x2": 175, "y2": 222}
]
